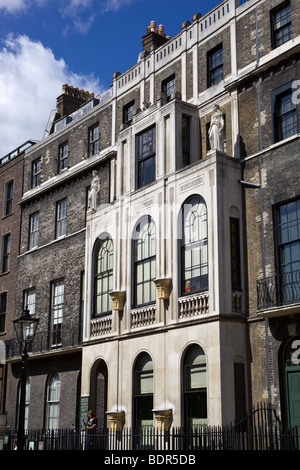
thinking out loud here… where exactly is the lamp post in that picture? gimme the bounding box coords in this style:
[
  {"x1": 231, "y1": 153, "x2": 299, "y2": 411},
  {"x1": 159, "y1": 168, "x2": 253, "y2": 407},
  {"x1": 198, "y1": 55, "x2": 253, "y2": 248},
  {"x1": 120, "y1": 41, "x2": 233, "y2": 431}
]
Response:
[{"x1": 13, "y1": 307, "x2": 39, "y2": 451}]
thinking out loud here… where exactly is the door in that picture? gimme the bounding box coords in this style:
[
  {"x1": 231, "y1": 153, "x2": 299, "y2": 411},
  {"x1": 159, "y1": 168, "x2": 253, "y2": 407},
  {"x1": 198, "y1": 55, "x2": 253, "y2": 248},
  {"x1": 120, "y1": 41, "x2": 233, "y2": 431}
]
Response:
[
  {"x1": 285, "y1": 338, "x2": 300, "y2": 448},
  {"x1": 287, "y1": 370, "x2": 300, "y2": 426}
]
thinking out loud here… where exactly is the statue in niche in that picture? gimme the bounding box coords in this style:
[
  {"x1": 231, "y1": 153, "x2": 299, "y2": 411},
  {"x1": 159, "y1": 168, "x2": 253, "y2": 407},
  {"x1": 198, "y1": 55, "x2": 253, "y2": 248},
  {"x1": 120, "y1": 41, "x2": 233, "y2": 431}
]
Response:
[
  {"x1": 208, "y1": 104, "x2": 224, "y2": 152},
  {"x1": 89, "y1": 170, "x2": 101, "y2": 211}
]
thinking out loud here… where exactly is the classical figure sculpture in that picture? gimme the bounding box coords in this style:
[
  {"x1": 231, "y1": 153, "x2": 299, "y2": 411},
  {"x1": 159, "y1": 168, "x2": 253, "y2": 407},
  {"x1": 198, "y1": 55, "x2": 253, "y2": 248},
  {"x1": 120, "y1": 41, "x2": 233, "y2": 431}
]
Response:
[
  {"x1": 88, "y1": 170, "x2": 101, "y2": 210},
  {"x1": 208, "y1": 104, "x2": 224, "y2": 152}
]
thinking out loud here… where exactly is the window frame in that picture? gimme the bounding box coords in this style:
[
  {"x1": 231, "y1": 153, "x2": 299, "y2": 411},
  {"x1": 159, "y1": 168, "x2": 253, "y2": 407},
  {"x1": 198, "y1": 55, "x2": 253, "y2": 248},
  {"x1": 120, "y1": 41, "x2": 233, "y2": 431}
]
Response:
[
  {"x1": 56, "y1": 199, "x2": 67, "y2": 239},
  {"x1": 133, "y1": 353, "x2": 154, "y2": 430},
  {"x1": 271, "y1": 2, "x2": 292, "y2": 49},
  {"x1": 29, "y1": 212, "x2": 39, "y2": 250},
  {"x1": 32, "y1": 158, "x2": 41, "y2": 188},
  {"x1": 93, "y1": 237, "x2": 113, "y2": 317},
  {"x1": 1, "y1": 233, "x2": 11, "y2": 273},
  {"x1": 4, "y1": 180, "x2": 14, "y2": 217},
  {"x1": 50, "y1": 280, "x2": 64, "y2": 348},
  {"x1": 133, "y1": 216, "x2": 156, "y2": 308},
  {"x1": 58, "y1": 142, "x2": 68, "y2": 173},
  {"x1": 207, "y1": 44, "x2": 223, "y2": 87},
  {"x1": 272, "y1": 81, "x2": 298, "y2": 143},
  {"x1": 123, "y1": 100, "x2": 135, "y2": 125},
  {"x1": 230, "y1": 217, "x2": 241, "y2": 291},
  {"x1": 45, "y1": 372, "x2": 60, "y2": 429},
  {"x1": 162, "y1": 74, "x2": 176, "y2": 101},
  {"x1": 136, "y1": 125, "x2": 156, "y2": 189},
  {"x1": 180, "y1": 196, "x2": 208, "y2": 296},
  {"x1": 182, "y1": 114, "x2": 191, "y2": 167},
  {"x1": 183, "y1": 345, "x2": 207, "y2": 430},
  {"x1": 0, "y1": 292, "x2": 7, "y2": 334},
  {"x1": 89, "y1": 124, "x2": 99, "y2": 157},
  {"x1": 274, "y1": 198, "x2": 300, "y2": 305}
]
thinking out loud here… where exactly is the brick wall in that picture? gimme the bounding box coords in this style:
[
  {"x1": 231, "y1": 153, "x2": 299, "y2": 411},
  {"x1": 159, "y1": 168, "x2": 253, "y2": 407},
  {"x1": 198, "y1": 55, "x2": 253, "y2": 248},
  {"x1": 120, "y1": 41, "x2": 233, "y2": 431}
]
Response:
[{"x1": 23, "y1": 105, "x2": 112, "y2": 193}]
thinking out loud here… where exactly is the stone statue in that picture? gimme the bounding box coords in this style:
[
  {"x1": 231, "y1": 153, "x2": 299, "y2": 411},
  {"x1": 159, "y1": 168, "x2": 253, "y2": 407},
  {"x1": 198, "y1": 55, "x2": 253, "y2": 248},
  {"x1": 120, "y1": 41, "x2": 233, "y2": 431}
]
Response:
[
  {"x1": 208, "y1": 104, "x2": 224, "y2": 152},
  {"x1": 88, "y1": 170, "x2": 100, "y2": 211}
]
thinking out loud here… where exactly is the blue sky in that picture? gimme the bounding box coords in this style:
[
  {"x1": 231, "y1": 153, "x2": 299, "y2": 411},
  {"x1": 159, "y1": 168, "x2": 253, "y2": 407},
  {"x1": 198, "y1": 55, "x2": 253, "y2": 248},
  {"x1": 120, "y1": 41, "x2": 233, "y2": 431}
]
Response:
[{"x1": 0, "y1": 0, "x2": 221, "y2": 157}]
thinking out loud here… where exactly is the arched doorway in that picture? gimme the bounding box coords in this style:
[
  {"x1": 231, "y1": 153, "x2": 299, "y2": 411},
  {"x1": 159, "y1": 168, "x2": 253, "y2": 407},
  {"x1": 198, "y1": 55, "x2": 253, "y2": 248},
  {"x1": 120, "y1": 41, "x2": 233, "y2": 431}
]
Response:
[
  {"x1": 133, "y1": 352, "x2": 153, "y2": 430},
  {"x1": 284, "y1": 337, "x2": 300, "y2": 433},
  {"x1": 183, "y1": 344, "x2": 207, "y2": 430},
  {"x1": 90, "y1": 360, "x2": 108, "y2": 428}
]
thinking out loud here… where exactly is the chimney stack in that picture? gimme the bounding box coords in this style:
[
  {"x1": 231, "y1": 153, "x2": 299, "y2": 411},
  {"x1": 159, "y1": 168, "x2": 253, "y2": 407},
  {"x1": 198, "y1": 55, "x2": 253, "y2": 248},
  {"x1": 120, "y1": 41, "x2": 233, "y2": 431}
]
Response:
[
  {"x1": 56, "y1": 83, "x2": 94, "y2": 119},
  {"x1": 142, "y1": 21, "x2": 169, "y2": 52}
]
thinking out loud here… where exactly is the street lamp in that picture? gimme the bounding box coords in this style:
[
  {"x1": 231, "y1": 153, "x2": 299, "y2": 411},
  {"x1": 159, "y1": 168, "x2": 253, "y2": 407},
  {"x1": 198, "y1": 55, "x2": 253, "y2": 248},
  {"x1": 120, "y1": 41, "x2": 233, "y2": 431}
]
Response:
[{"x1": 13, "y1": 306, "x2": 39, "y2": 451}]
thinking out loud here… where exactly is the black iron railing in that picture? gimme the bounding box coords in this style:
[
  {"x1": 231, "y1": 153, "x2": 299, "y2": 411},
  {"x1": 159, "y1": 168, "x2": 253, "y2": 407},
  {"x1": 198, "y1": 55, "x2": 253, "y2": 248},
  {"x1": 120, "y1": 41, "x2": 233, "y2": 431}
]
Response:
[
  {"x1": 1, "y1": 403, "x2": 299, "y2": 451},
  {"x1": 257, "y1": 270, "x2": 300, "y2": 310},
  {"x1": 7, "y1": 325, "x2": 81, "y2": 359}
]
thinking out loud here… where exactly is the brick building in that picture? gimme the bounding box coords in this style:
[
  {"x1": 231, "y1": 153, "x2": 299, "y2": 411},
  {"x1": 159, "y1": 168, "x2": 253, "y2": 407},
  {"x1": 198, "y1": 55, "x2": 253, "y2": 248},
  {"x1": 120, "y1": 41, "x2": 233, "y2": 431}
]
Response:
[
  {"x1": 5, "y1": 86, "x2": 113, "y2": 430},
  {"x1": 1, "y1": 0, "x2": 299, "y2": 433},
  {"x1": 0, "y1": 141, "x2": 36, "y2": 429}
]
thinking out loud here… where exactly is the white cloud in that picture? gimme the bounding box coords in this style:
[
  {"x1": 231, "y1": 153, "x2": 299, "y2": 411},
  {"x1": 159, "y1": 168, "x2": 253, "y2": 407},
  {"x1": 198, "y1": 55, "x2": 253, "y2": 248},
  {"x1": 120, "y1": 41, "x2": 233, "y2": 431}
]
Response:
[
  {"x1": 100, "y1": 0, "x2": 139, "y2": 13},
  {"x1": 0, "y1": 34, "x2": 102, "y2": 157},
  {"x1": 0, "y1": 0, "x2": 47, "y2": 13}
]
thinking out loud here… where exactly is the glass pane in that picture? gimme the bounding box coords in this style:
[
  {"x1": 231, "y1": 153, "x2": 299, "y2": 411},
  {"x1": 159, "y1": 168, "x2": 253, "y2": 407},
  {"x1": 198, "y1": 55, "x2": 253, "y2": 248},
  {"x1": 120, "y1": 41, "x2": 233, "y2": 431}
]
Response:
[{"x1": 136, "y1": 284, "x2": 143, "y2": 305}]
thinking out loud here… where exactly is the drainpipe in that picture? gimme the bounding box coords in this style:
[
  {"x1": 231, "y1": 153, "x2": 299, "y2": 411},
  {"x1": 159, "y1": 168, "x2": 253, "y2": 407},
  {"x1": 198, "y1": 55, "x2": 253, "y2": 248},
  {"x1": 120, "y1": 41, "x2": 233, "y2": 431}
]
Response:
[{"x1": 255, "y1": 8, "x2": 272, "y2": 409}]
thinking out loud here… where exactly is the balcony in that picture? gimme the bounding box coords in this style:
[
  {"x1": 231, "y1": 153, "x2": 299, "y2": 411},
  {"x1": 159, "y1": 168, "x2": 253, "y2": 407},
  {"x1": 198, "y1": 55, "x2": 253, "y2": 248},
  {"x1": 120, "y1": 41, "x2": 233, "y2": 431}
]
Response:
[
  {"x1": 178, "y1": 292, "x2": 209, "y2": 319},
  {"x1": 8, "y1": 324, "x2": 81, "y2": 359},
  {"x1": 257, "y1": 270, "x2": 300, "y2": 310}
]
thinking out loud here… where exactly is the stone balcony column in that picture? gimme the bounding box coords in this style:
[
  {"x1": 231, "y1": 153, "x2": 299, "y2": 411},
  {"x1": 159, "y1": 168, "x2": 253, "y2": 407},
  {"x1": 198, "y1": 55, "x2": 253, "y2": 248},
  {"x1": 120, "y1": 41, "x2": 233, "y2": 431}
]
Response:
[
  {"x1": 109, "y1": 291, "x2": 125, "y2": 334},
  {"x1": 152, "y1": 409, "x2": 172, "y2": 432},
  {"x1": 154, "y1": 278, "x2": 172, "y2": 300},
  {"x1": 106, "y1": 411, "x2": 125, "y2": 432}
]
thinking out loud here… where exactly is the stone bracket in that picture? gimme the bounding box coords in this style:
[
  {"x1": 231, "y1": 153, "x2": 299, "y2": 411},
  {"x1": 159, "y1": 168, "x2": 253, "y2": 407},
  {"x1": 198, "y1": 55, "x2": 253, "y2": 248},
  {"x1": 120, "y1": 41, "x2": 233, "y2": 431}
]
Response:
[
  {"x1": 152, "y1": 409, "x2": 172, "y2": 431},
  {"x1": 154, "y1": 278, "x2": 172, "y2": 300},
  {"x1": 106, "y1": 411, "x2": 125, "y2": 431},
  {"x1": 109, "y1": 291, "x2": 125, "y2": 310}
]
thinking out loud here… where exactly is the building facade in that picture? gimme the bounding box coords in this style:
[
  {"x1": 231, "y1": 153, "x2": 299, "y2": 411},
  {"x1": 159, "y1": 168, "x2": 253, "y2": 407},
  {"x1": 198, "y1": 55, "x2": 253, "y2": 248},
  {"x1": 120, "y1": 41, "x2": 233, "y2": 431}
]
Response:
[
  {"x1": 0, "y1": 141, "x2": 36, "y2": 429},
  {"x1": 81, "y1": 0, "x2": 299, "y2": 430},
  {"x1": 1, "y1": 0, "x2": 299, "y2": 432}
]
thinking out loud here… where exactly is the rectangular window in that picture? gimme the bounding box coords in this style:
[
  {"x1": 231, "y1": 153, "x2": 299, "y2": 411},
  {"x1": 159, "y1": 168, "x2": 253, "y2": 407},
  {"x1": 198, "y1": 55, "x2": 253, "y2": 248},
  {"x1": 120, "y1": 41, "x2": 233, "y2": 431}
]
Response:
[
  {"x1": 56, "y1": 199, "x2": 67, "y2": 238},
  {"x1": 1, "y1": 234, "x2": 11, "y2": 273},
  {"x1": 274, "y1": 86, "x2": 297, "y2": 142},
  {"x1": 58, "y1": 142, "x2": 68, "y2": 173},
  {"x1": 182, "y1": 115, "x2": 191, "y2": 167},
  {"x1": 123, "y1": 101, "x2": 135, "y2": 125},
  {"x1": 208, "y1": 45, "x2": 223, "y2": 86},
  {"x1": 89, "y1": 124, "x2": 99, "y2": 157},
  {"x1": 136, "y1": 126, "x2": 156, "y2": 188},
  {"x1": 51, "y1": 281, "x2": 64, "y2": 347},
  {"x1": 230, "y1": 217, "x2": 241, "y2": 291},
  {"x1": 29, "y1": 212, "x2": 39, "y2": 250},
  {"x1": 276, "y1": 199, "x2": 300, "y2": 305},
  {"x1": 32, "y1": 158, "x2": 41, "y2": 188},
  {"x1": 4, "y1": 180, "x2": 13, "y2": 216},
  {"x1": 271, "y1": 2, "x2": 292, "y2": 49},
  {"x1": 0, "y1": 292, "x2": 7, "y2": 334},
  {"x1": 24, "y1": 289, "x2": 36, "y2": 339},
  {"x1": 162, "y1": 75, "x2": 175, "y2": 101}
]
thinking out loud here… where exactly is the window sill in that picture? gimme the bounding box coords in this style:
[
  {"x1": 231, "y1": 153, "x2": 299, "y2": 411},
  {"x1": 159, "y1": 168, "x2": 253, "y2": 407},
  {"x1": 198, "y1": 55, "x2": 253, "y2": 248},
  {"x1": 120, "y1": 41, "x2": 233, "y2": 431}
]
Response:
[{"x1": 0, "y1": 270, "x2": 10, "y2": 277}]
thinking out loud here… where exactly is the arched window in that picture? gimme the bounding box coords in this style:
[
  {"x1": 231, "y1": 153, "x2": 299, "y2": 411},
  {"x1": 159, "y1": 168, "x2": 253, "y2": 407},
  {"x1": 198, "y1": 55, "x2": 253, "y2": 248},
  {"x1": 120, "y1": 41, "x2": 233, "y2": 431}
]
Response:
[
  {"x1": 134, "y1": 217, "x2": 156, "y2": 307},
  {"x1": 181, "y1": 196, "x2": 208, "y2": 295},
  {"x1": 46, "y1": 372, "x2": 60, "y2": 429},
  {"x1": 183, "y1": 345, "x2": 207, "y2": 430},
  {"x1": 90, "y1": 360, "x2": 108, "y2": 428},
  {"x1": 134, "y1": 353, "x2": 153, "y2": 429},
  {"x1": 94, "y1": 237, "x2": 113, "y2": 316}
]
